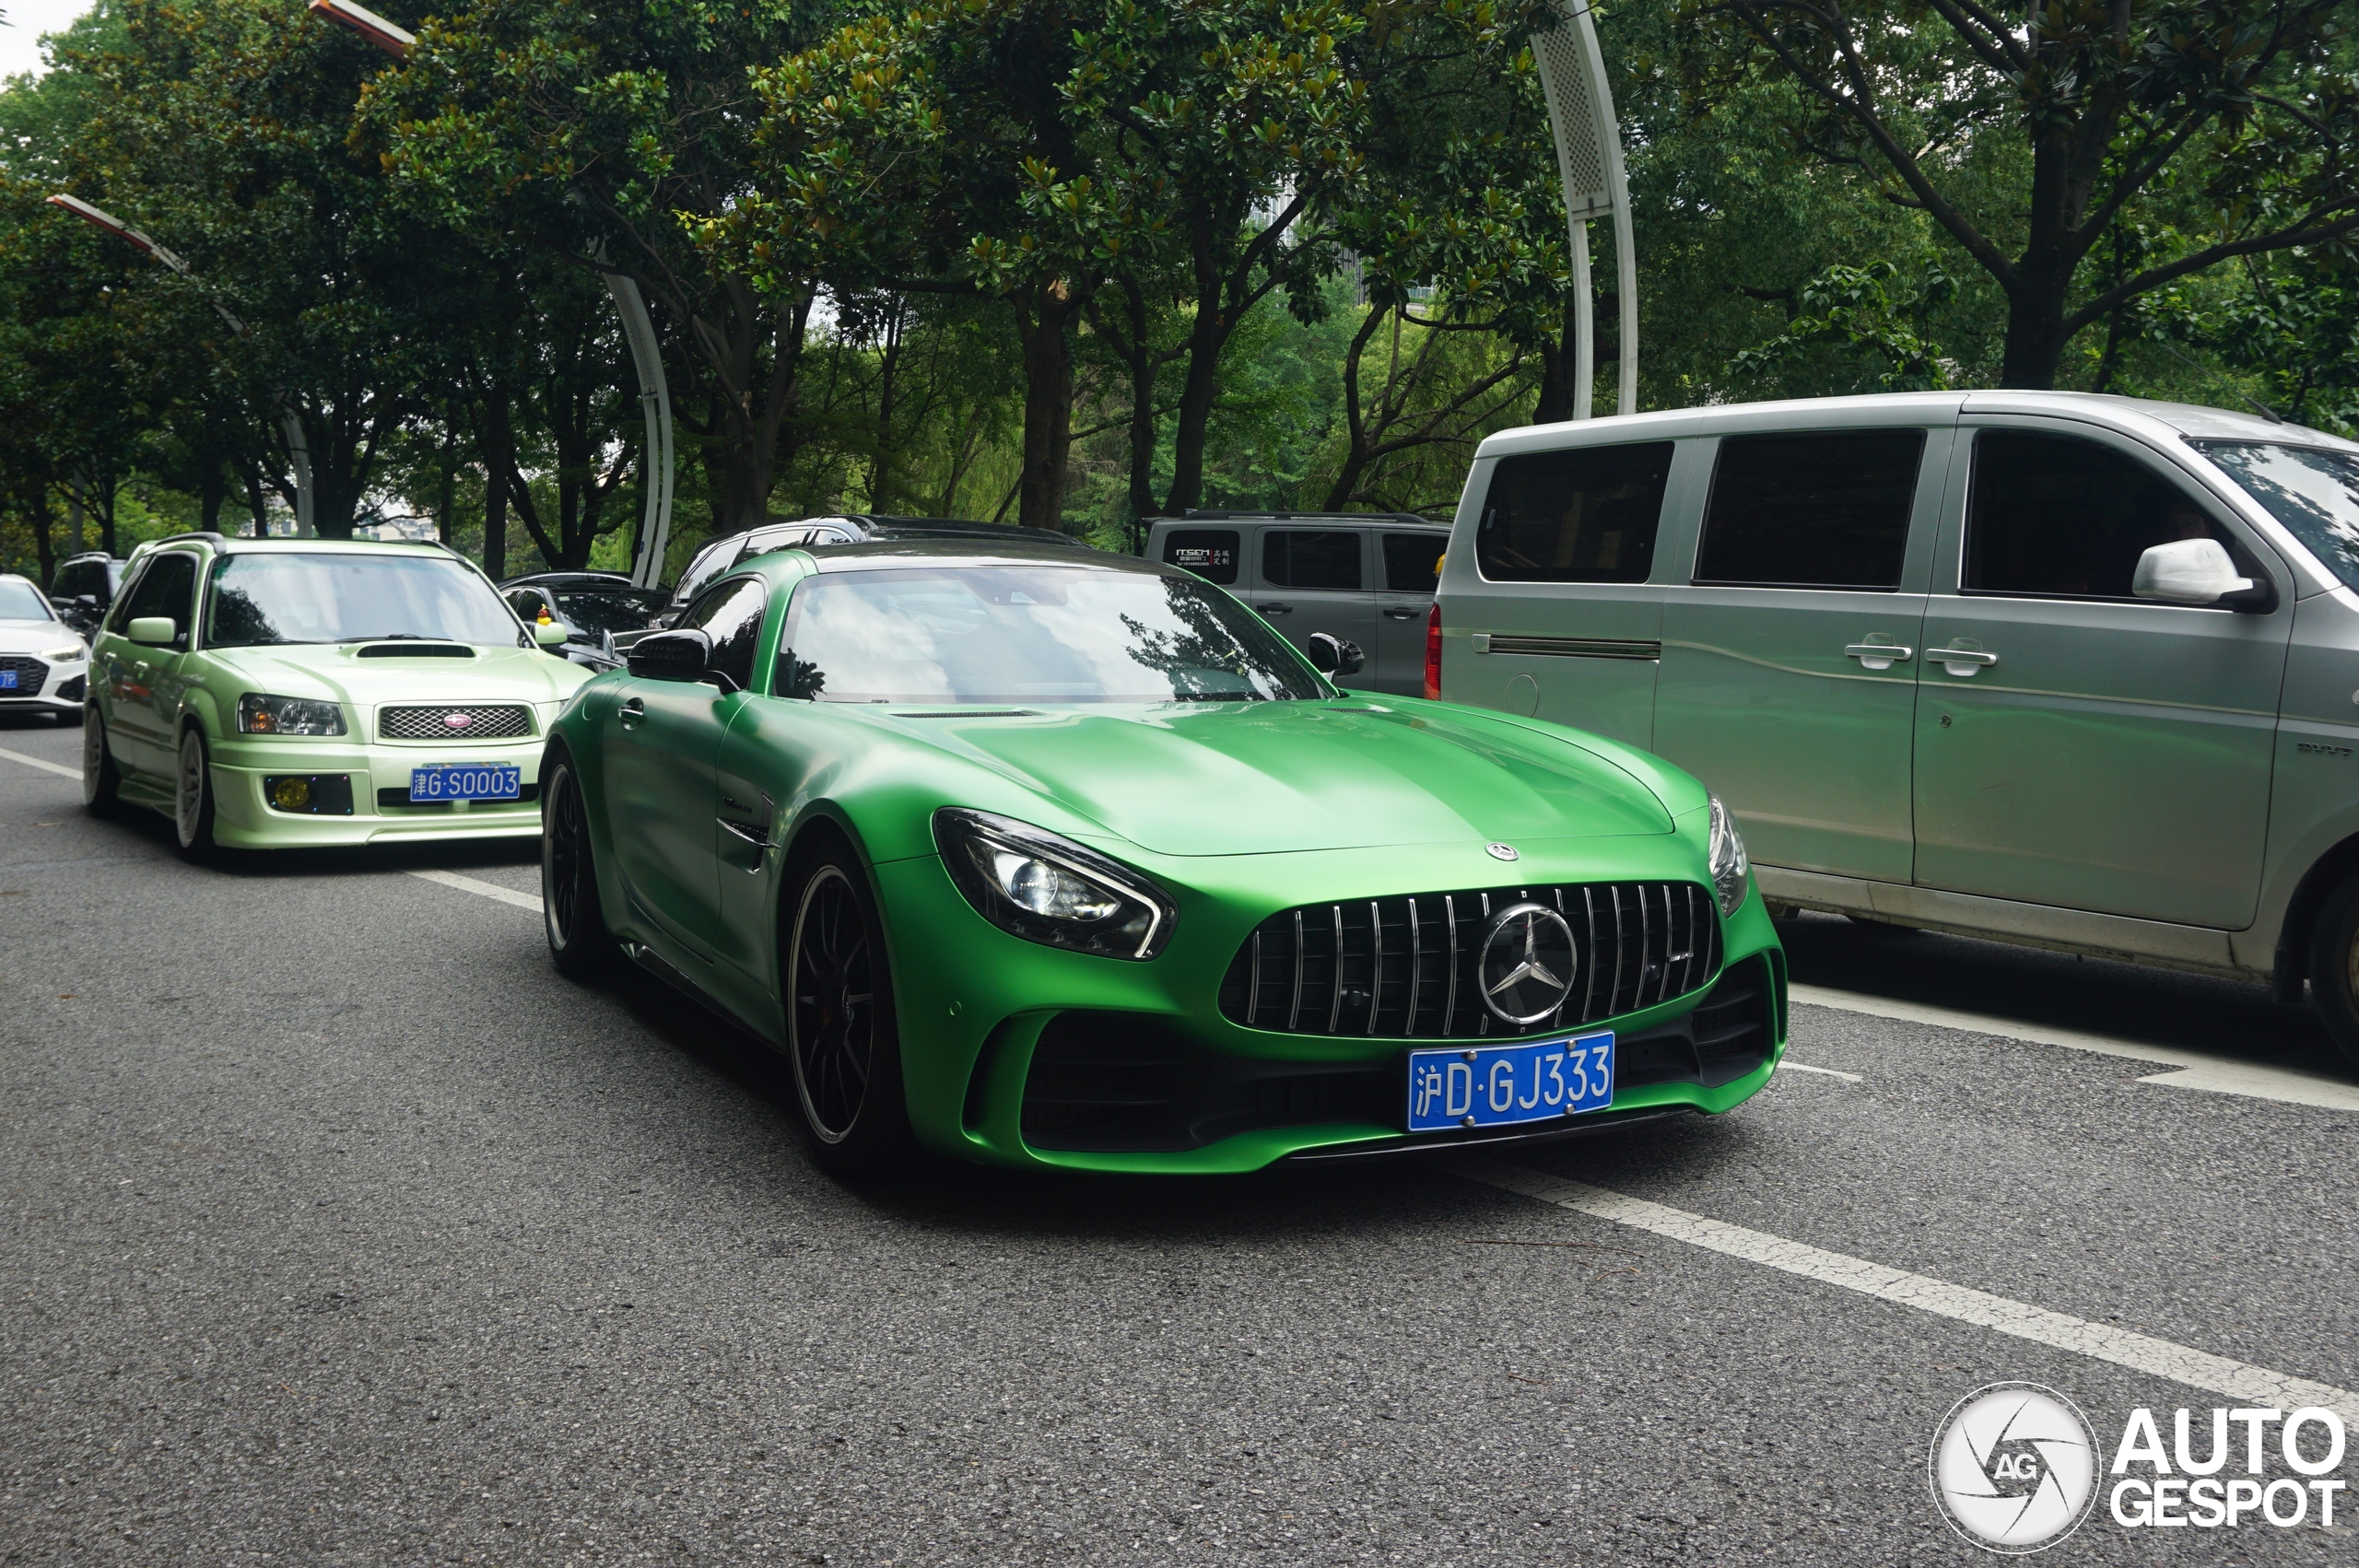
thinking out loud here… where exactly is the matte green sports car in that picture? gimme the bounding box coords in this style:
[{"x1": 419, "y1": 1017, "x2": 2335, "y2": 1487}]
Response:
[{"x1": 541, "y1": 537, "x2": 1786, "y2": 1174}]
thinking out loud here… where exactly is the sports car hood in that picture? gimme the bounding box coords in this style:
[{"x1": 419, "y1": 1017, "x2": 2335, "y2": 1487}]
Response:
[
  {"x1": 890, "y1": 700, "x2": 1676, "y2": 856},
  {"x1": 203, "y1": 642, "x2": 590, "y2": 711}
]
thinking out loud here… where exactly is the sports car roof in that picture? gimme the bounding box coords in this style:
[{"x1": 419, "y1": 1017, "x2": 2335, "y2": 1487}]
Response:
[{"x1": 797, "y1": 538, "x2": 1170, "y2": 575}]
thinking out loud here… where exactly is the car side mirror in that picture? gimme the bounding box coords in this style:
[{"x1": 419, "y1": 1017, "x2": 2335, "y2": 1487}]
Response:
[
  {"x1": 127, "y1": 616, "x2": 177, "y2": 646},
  {"x1": 533, "y1": 621, "x2": 570, "y2": 648},
  {"x1": 1306, "y1": 632, "x2": 1366, "y2": 677},
  {"x1": 625, "y1": 627, "x2": 738, "y2": 691},
  {"x1": 74, "y1": 594, "x2": 99, "y2": 614},
  {"x1": 2131, "y1": 538, "x2": 2271, "y2": 610}
]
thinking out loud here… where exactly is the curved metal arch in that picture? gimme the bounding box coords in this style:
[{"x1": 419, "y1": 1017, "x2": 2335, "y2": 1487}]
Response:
[{"x1": 1530, "y1": 0, "x2": 1637, "y2": 418}]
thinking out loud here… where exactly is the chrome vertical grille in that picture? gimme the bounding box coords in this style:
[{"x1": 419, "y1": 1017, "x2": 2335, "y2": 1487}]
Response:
[{"x1": 1215, "y1": 882, "x2": 1721, "y2": 1039}]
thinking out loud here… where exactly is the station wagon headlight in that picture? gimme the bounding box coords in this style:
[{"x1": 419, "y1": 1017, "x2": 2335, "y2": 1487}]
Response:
[
  {"x1": 238, "y1": 693, "x2": 346, "y2": 736},
  {"x1": 1708, "y1": 794, "x2": 1750, "y2": 918},
  {"x1": 933, "y1": 808, "x2": 1177, "y2": 961}
]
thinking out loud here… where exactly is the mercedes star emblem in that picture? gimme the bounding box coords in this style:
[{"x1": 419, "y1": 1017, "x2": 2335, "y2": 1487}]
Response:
[
  {"x1": 1485, "y1": 842, "x2": 1519, "y2": 861},
  {"x1": 1477, "y1": 902, "x2": 1578, "y2": 1025}
]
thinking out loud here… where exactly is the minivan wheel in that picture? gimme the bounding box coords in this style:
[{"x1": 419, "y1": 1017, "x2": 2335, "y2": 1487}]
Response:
[
  {"x1": 2305, "y1": 875, "x2": 2359, "y2": 1069},
  {"x1": 83, "y1": 708, "x2": 121, "y2": 814},
  {"x1": 174, "y1": 728, "x2": 217, "y2": 860},
  {"x1": 785, "y1": 855, "x2": 920, "y2": 1176}
]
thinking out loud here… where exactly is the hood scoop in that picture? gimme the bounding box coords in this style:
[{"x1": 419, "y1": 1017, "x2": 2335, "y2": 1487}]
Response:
[{"x1": 356, "y1": 642, "x2": 475, "y2": 659}]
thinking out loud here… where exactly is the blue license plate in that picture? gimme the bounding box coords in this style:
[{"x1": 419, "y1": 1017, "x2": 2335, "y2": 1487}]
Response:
[
  {"x1": 0, "y1": 671, "x2": 17, "y2": 689},
  {"x1": 1406, "y1": 1032, "x2": 1614, "y2": 1133},
  {"x1": 408, "y1": 764, "x2": 522, "y2": 802}
]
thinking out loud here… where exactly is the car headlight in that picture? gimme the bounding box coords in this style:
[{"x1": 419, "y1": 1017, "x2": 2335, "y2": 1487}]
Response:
[
  {"x1": 42, "y1": 644, "x2": 85, "y2": 662},
  {"x1": 238, "y1": 693, "x2": 346, "y2": 736},
  {"x1": 933, "y1": 808, "x2": 1177, "y2": 961},
  {"x1": 1707, "y1": 793, "x2": 1750, "y2": 918}
]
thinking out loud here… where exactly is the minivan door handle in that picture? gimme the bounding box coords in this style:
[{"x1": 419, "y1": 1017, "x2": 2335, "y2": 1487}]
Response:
[
  {"x1": 1384, "y1": 606, "x2": 1422, "y2": 620},
  {"x1": 1844, "y1": 643, "x2": 1915, "y2": 671},
  {"x1": 1927, "y1": 648, "x2": 1999, "y2": 676},
  {"x1": 1262, "y1": 602, "x2": 1294, "y2": 614}
]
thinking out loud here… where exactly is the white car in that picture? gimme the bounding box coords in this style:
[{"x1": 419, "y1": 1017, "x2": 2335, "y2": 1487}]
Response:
[{"x1": 0, "y1": 572, "x2": 90, "y2": 721}]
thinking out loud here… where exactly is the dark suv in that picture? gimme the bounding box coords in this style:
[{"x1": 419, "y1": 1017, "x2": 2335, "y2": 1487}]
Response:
[
  {"x1": 48, "y1": 552, "x2": 126, "y2": 637},
  {"x1": 661, "y1": 516, "x2": 1098, "y2": 625}
]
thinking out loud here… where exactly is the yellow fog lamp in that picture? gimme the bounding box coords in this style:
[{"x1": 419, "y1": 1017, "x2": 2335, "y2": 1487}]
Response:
[{"x1": 271, "y1": 777, "x2": 313, "y2": 811}]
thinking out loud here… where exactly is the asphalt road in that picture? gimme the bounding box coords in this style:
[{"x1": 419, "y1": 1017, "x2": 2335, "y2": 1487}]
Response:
[{"x1": 4, "y1": 708, "x2": 2355, "y2": 1565}]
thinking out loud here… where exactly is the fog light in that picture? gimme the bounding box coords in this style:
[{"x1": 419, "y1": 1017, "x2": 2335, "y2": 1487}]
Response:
[
  {"x1": 271, "y1": 777, "x2": 312, "y2": 811},
  {"x1": 262, "y1": 774, "x2": 354, "y2": 815}
]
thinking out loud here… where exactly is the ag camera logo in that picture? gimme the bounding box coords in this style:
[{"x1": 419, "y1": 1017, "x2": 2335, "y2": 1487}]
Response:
[{"x1": 1928, "y1": 1384, "x2": 2098, "y2": 1552}]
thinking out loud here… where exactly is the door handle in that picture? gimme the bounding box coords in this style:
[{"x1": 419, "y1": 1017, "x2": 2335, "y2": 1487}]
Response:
[
  {"x1": 1927, "y1": 648, "x2": 1999, "y2": 676},
  {"x1": 617, "y1": 696, "x2": 646, "y2": 729},
  {"x1": 1384, "y1": 606, "x2": 1422, "y2": 620},
  {"x1": 1262, "y1": 602, "x2": 1293, "y2": 614},
  {"x1": 1844, "y1": 643, "x2": 1914, "y2": 671}
]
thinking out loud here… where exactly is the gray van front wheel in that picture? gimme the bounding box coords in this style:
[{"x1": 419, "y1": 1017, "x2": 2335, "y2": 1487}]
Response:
[{"x1": 2305, "y1": 876, "x2": 2359, "y2": 1069}]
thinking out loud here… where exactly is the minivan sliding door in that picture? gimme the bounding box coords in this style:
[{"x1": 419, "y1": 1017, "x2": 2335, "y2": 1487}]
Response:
[{"x1": 1653, "y1": 428, "x2": 1947, "y2": 883}]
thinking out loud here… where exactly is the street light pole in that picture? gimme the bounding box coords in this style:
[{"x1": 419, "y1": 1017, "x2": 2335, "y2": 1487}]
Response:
[
  {"x1": 309, "y1": 0, "x2": 678, "y2": 587},
  {"x1": 1530, "y1": 0, "x2": 1637, "y2": 418},
  {"x1": 47, "y1": 192, "x2": 317, "y2": 535}
]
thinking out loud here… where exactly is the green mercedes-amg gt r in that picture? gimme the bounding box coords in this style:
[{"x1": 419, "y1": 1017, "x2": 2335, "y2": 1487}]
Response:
[{"x1": 541, "y1": 537, "x2": 1785, "y2": 1174}]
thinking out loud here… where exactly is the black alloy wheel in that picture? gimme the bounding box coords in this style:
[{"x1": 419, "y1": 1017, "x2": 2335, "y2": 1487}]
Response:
[
  {"x1": 2306, "y1": 873, "x2": 2359, "y2": 1070},
  {"x1": 82, "y1": 707, "x2": 121, "y2": 814},
  {"x1": 541, "y1": 755, "x2": 619, "y2": 980},
  {"x1": 786, "y1": 856, "x2": 917, "y2": 1175}
]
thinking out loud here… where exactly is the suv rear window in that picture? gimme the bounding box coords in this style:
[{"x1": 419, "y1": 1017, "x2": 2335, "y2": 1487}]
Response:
[
  {"x1": 1475, "y1": 443, "x2": 1672, "y2": 583},
  {"x1": 1262, "y1": 531, "x2": 1361, "y2": 591},
  {"x1": 1161, "y1": 528, "x2": 1240, "y2": 585},
  {"x1": 1382, "y1": 532, "x2": 1446, "y2": 592},
  {"x1": 1696, "y1": 430, "x2": 1923, "y2": 589}
]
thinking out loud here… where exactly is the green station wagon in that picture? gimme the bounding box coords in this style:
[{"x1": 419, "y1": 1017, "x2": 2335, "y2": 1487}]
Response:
[
  {"x1": 83, "y1": 533, "x2": 589, "y2": 854},
  {"x1": 1437, "y1": 391, "x2": 2359, "y2": 1063}
]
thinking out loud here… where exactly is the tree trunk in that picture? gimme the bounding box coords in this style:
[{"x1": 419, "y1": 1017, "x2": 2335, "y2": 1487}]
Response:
[
  {"x1": 197, "y1": 463, "x2": 226, "y2": 534},
  {"x1": 24, "y1": 483, "x2": 55, "y2": 588},
  {"x1": 1014, "y1": 280, "x2": 1084, "y2": 532},
  {"x1": 1531, "y1": 296, "x2": 1580, "y2": 424},
  {"x1": 1998, "y1": 283, "x2": 2072, "y2": 389}
]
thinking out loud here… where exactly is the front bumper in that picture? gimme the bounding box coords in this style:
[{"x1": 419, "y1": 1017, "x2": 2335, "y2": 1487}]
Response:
[
  {"x1": 0, "y1": 659, "x2": 87, "y2": 714},
  {"x1": 204, "y1": 734, "x2": 546, "y2": 848},
  {"x1": 874, "y1": 843, "x2": 1788, "y2": 1175}
]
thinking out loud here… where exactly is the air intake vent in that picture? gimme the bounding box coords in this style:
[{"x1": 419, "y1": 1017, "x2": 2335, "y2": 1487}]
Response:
[
  {"x1": 357, "y1": 643, "x2": 475, "y2": 659},
  {"x1": 1217, "y1": 882, "x2": 1720, "y2": 1039}
]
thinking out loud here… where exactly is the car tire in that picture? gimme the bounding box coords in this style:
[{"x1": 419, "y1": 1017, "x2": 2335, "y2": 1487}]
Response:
[
  {"x1": 785, "y1": 852, "x2": 920, "y2": 1177},
  {"x1": 173, "y1": 727, "x2": 216, "y2": 860},
  {"x1": 541, "y1": 753, "x2": 619, "y2": 981},
  {"x1": 2306, "y1": 875, "x2": 2359, "y2": 1069},
  {"x1": 82, "y1": 708, "x2": 121, "y2": 815}
]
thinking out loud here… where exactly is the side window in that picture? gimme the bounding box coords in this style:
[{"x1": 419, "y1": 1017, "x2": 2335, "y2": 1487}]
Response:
[
  {"x1": 1475, "y1": 442, "x2": 1673, "y2": 583},
  {"x1": 1382, "y1": 532, "x2": 1445, "y2": 592},
  {"x1": 505, "y1": 589, "x2": 545, "y2": 621},
  {"x1": 684, "y1": 577, "x2": 769, "y2": 691},
  {"x1": 117, "y1": 553, "x2": 199, "y2": 643},
  {"x1": 1262, "y1": 530, "x2": 1362, "y2": 591},
  {"x1": 53, "y1": 562, "x2": 86, "y2": 599},
  {"x1": 104, "y1": 561, "x2": 148, "y2": 632},
  {"x1": 1967, "y1": 430, "x2": 2244, "y2": 600},
  {"x1": 1695, "y1": 430, "x2": 1925, "y2": 590},
  {"x1": 1161, "y1": 528, "x2": 1240, "y2": 585}
]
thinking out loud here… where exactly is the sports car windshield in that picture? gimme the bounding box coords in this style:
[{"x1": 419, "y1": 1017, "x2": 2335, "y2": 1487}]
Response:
[
  {"x1": 777, "y1": 566, "x2": 1325, "y2": 704},
  {"x1": 206, "y1": 553, "x2": 522, "y2": 648},
  {"x1": 2196, "y1": 441, "x2": 2359, "y2": 590}
]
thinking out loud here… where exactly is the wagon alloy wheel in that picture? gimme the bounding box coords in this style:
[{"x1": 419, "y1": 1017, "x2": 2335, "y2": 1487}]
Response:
[
  {"x1": 173, "y1": 729, "x2": 216, "y2": 860},
  {"x1": 82, "y1": 708, "x2": 120, "y2": 814},
  {"x1": 785, "y1": 856, "x2": 918, "y2": 1176},
  {"x1": 540, "y1": 755, "x2": 618, "y2": 980}
]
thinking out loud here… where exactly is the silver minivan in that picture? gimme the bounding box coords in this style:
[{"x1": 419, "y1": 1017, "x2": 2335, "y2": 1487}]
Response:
[
  {"x1": 1147, "y1": 510, "x2": 1449, "y2": 696},
  {"x1": 1435, "y1": 391, "x2": 2359, "y2": 1061}
]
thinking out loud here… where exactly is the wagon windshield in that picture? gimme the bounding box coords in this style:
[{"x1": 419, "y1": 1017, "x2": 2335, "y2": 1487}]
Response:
[
  {"x1": 206, "y1": 553, "x2": 523, "y2": 649},
  {"x1": 774, "y1": 566, "x2": 1324, "y2": 704}
]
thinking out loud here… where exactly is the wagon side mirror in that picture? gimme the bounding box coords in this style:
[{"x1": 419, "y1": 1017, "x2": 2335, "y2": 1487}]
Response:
[
  {"x1": 128, "y1": 616, "x2": 177, "y2": 646},
  {"x1": 533, "y1": 621, "x2": 570, "y2": 647},
  {"x1": 1307, "y1": 631, "x2": 1365, "y2": 677}
]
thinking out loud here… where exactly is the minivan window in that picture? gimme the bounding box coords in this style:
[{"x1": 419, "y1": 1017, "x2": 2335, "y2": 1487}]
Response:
[
  {"x1": 1162, "y1": 528, "x2": 1240, "y2": 585},
  {"x1": 1382, "y1": 532, "x2": 1445, "y2": 592},
  {"x1": 1967, "y1": 430, "x2": 2241, "y2": 600},
  {"x1": 2195, "y1": 441, "x2": 2359, "y2": 591},
  {"x1": 1696, "y1": 430, "x2": 1923, "y2": 590},
  {"x1": 1262, "y1": 531, "x2": 1361, "y2": 591},
  {"x1": 1475, "y1": 443, "x2": 1672, "y2": 583}
]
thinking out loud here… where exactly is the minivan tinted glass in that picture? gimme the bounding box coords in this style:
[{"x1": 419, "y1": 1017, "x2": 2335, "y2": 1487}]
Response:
[
  {"x1": 1382, "y1": 532, "x2": 1446, "y2": 592},
  {"x1": 2196, "y1": 441, "x2": 2359, "y2": 591},
  {"x1": 1162, "y1": 528, "x2": 1240, "y2": 585},
  {"x1": 1696, "y1": 431, "x2": 1923, "y2": 589},
  {"x1": 1967, "y1": 430, "x2": 2239, "y2": 599},
  {"x1": 1262, "y1": 531, "x2": 1361, "y2": 590},
  {"x1": 1476, "y1": 443, "x2": 1672, "y2": 583}
]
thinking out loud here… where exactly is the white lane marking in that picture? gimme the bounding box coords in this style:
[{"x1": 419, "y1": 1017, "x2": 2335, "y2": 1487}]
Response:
[
  {"x1": 1463, "y1": 1160, "x2": 2359, "y2": 1425},
  {"x1": 407, "y1": 869, "x2": 541, "y2": 912},
  {"x1": 1779, "y1": 1061, "x2": 1862, "y2": 1082},
  {"x1": 1790, "y1": 982, "x2": 2359, "y2": 1114},
  {"x1": 0, "y1": 745, "x2": 80, "y2": 779}
]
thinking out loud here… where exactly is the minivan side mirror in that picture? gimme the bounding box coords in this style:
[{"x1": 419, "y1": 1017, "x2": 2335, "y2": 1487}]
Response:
[
  {"x1": 2131, "y1": 538, "x2": 2271, "y2": 610},
  {"x1": 127, "y1": 616, "x2": 177, "y2": 645},
  {"x1": 625, "y1": 627, "x2": 739, "y2": 692},
  {"x1": 1306, "y1": 631, "x2": 1366, "y2": 677}
]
